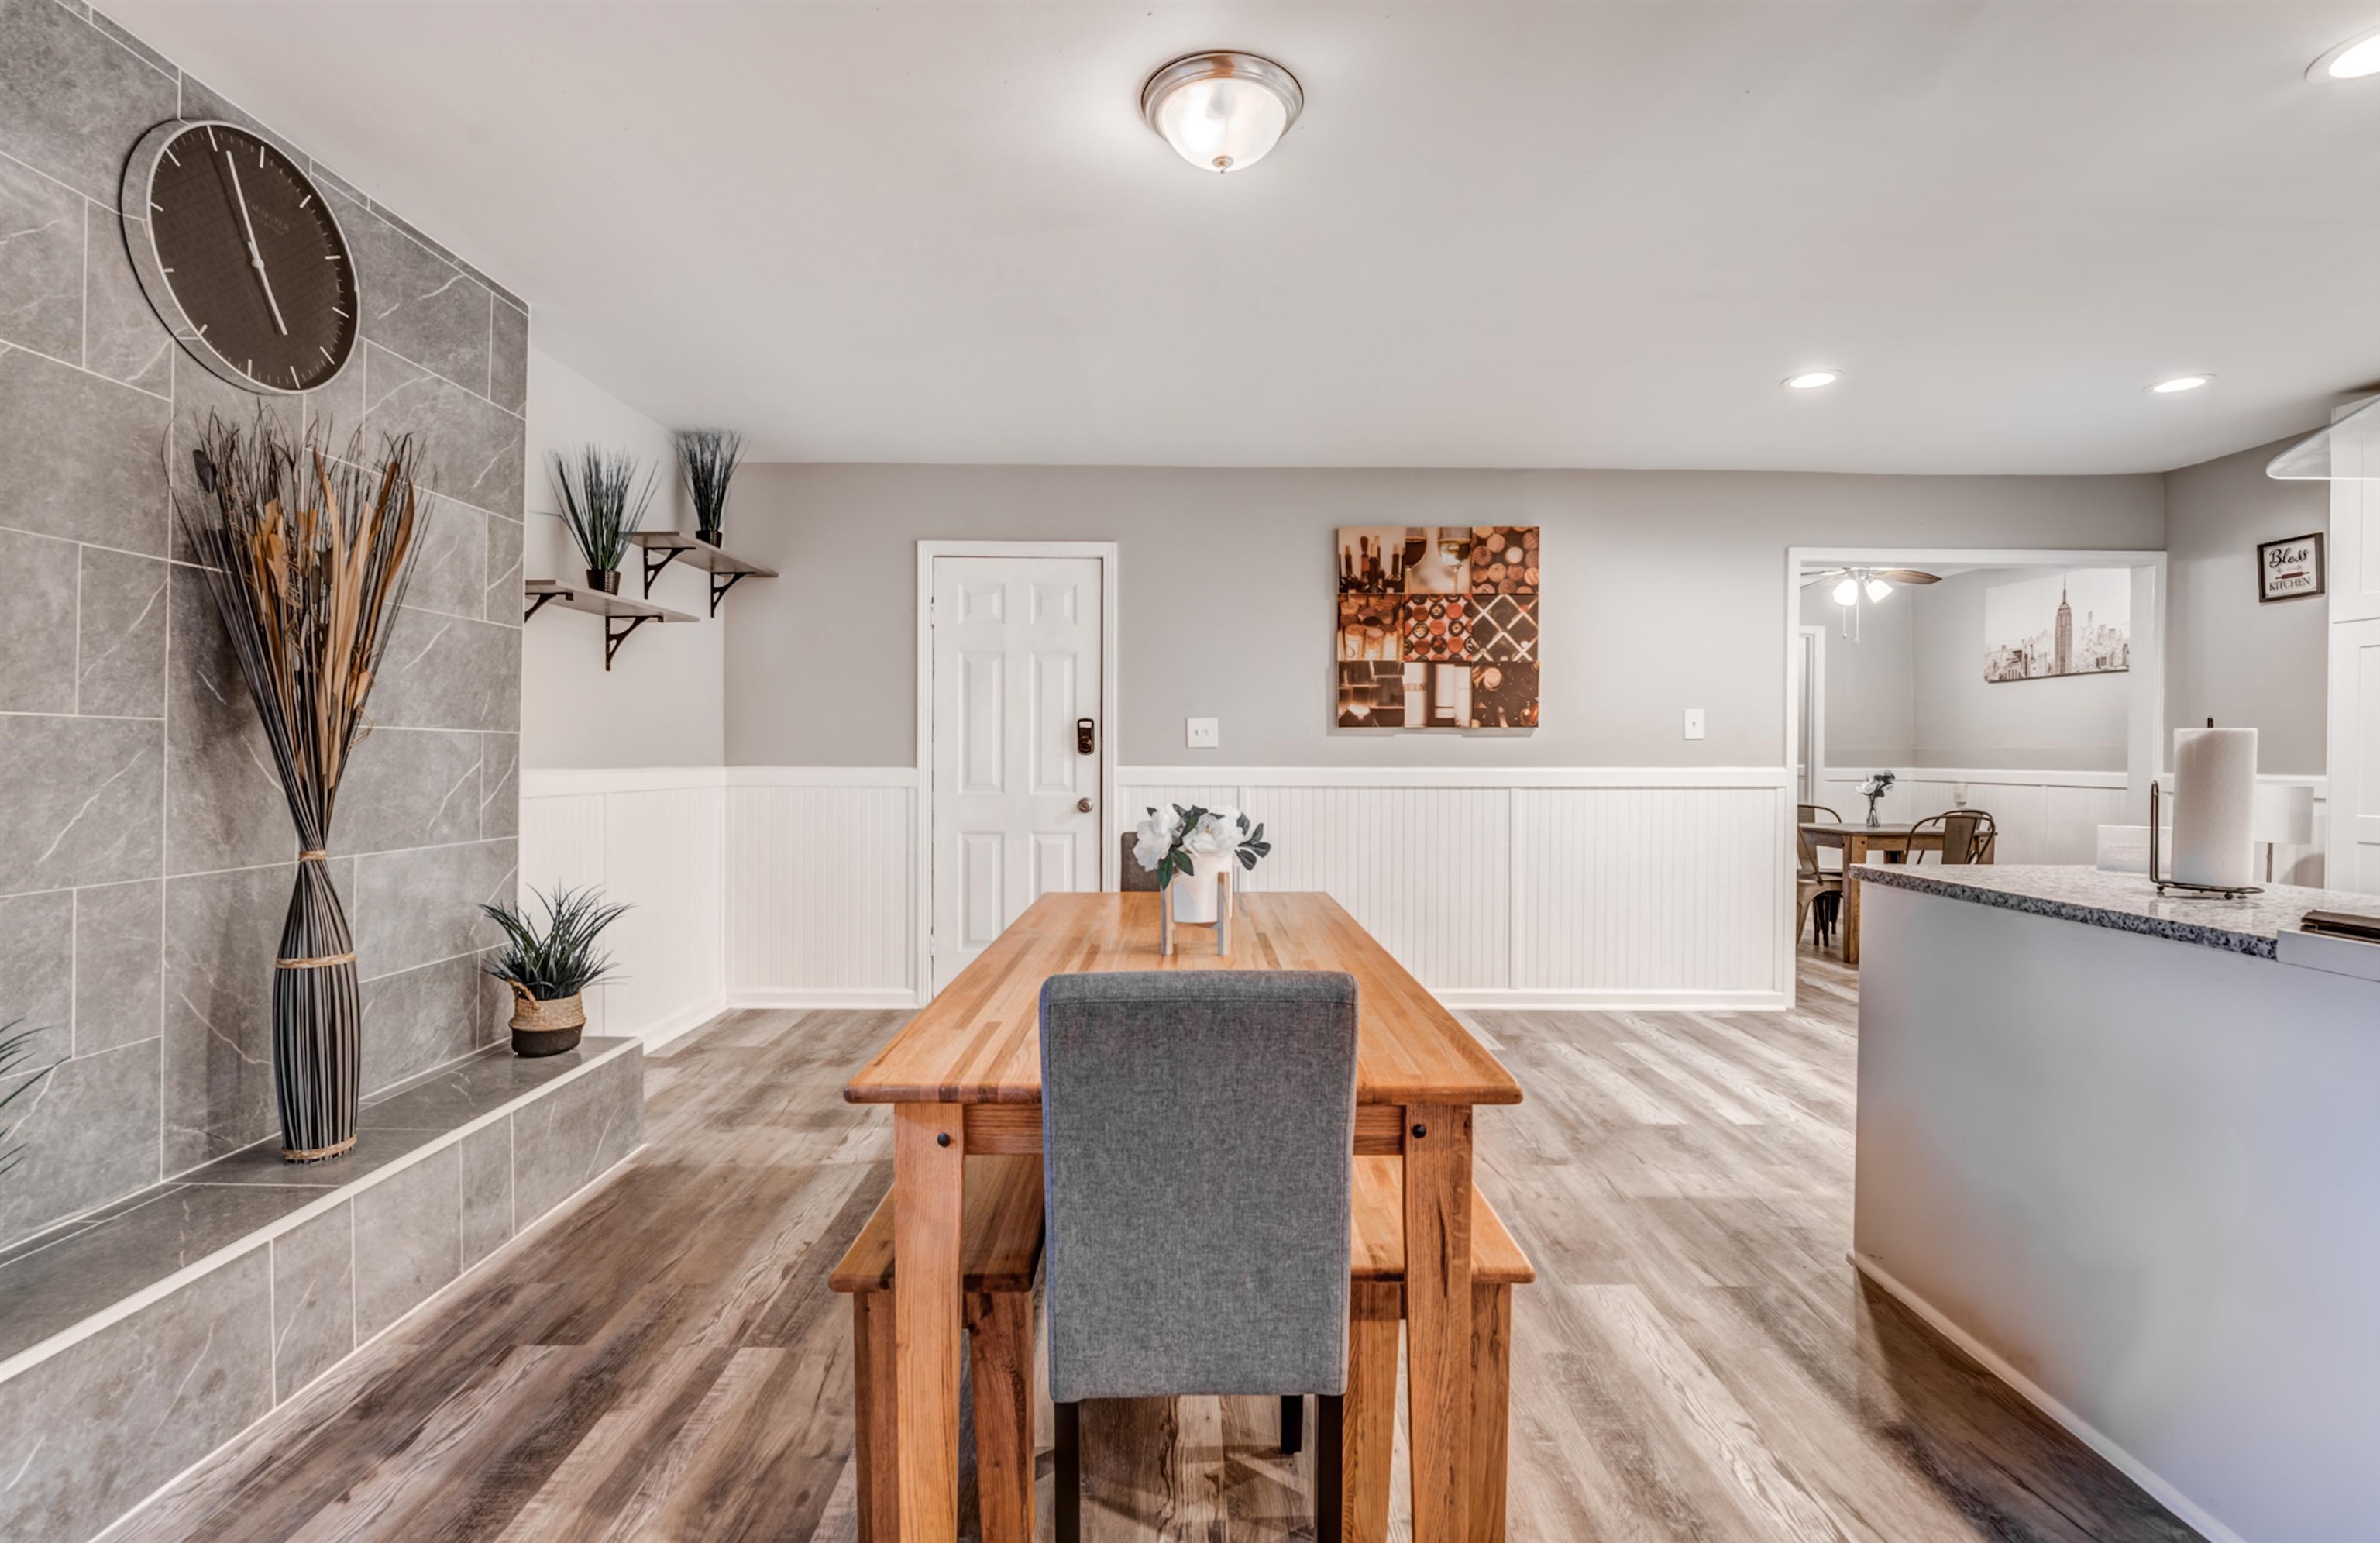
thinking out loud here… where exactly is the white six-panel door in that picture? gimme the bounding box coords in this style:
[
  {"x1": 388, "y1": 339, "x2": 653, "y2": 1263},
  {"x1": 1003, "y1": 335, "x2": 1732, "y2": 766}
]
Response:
[{"x1": 930, "y1": 555, "x2": 1105, "y2": 992}]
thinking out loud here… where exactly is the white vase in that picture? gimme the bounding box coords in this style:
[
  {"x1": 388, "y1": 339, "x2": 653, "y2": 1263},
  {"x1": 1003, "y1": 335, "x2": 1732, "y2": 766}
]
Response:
[{"x1": 1168, "y1": 849, "x2": 1233, "y2": 924}]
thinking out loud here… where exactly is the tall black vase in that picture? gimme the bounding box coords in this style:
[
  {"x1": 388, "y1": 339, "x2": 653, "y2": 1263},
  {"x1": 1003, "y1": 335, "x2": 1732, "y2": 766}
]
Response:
[{"x1": 275, "y1": 856, "x2": 361, "y2": 1162}]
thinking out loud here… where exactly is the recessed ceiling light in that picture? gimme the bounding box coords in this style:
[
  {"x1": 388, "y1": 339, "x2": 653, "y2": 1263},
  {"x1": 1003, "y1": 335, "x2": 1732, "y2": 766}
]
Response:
[
  {"x1": 2309, "y1": 28, "x2": 2380, "y2": 81},
  {"x1": 1141, "y1": 52, "x2": 1303, "y2": 174},
  {"x1": 1783, "y1": 370, "x2": 1840, "y2": 390},
  {"x1": 2148, "y1": 375, "x2": 2213, "y2": 394}
]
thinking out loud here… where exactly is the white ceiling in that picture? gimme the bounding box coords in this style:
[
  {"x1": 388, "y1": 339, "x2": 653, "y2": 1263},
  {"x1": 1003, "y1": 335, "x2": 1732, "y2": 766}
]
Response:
[{"x1": 111, "y1": 1, "x2": 2380, "y2": 474}]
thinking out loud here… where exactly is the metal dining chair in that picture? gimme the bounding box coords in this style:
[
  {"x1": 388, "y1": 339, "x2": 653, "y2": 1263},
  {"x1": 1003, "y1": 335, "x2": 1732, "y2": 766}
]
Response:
[
  {"x1": 1910, "y1": 808, "x2": 1997, "y2": 865},
  {"x1": 1039, "y1": 970, "x2": 1358, "y2": 1543},
  {"x1": 1796, "y1": 803, "x2": 1845, "y2": 947}
]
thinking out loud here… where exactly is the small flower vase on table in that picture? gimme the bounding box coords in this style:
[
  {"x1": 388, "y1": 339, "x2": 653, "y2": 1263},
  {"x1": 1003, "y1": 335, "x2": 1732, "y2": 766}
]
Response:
[{"x1": 1131, "y1": 804, "x2": 1271, "y2": 957}]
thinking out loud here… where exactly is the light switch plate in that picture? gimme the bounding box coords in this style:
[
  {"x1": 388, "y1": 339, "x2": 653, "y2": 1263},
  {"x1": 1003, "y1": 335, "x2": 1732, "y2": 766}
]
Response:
[
  {"x1": 1682, "y1": 708, "x2": 1705, "y2": 741},
  {"x1": 1186, "y1": 717, "x2": 1219, "y2": 749}
]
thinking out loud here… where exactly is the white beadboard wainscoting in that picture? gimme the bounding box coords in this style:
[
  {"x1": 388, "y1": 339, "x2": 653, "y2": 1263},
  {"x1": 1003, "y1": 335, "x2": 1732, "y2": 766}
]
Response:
[
  {"x1": 1123, "y1": 766, "x2": 1797, "y2": 1010},
  {"x1": 1812, "y1": 766, "x2": 2329, "y2": 883},
  {"x1": 520, "y1": 767, "x2": 730, "y2": 1047},
  {"x1": 523, "y1": 764, "x2": 1800, "y2": 1042}
]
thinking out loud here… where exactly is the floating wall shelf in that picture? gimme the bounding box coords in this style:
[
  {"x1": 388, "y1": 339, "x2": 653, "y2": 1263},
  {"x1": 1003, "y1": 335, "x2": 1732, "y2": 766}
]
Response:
[
  {"x1": 628, "y1": 531, "x2": 779, "y2": 615},
  {"x1": 523, "y1": 580, "x2": 695, "y2": 670}
]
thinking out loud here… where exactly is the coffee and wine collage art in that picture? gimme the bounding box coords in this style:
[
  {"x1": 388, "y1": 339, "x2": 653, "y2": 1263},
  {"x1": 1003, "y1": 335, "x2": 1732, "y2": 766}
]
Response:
[{"x1": 1336, "y1": 526, "x2": 1539, "y2": 729}]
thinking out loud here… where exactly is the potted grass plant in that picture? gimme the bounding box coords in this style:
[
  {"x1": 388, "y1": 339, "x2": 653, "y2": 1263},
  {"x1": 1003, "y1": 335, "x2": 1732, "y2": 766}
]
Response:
[
  {"x1": 181, "y1": 413, "x2": 425, "y2": 1162},
  {"x1": 676, "y1": 429, "x2": 742, "y2": 547},
  {"x1": 552, "y1": 446, "x2": 656, "y2": 593},
  {"x1": 480, "y1": 886, "x2": 630, "y2": 1056},
  {"x1": 0, "y1": 1020, "x2": 59, "y2": 1183}
]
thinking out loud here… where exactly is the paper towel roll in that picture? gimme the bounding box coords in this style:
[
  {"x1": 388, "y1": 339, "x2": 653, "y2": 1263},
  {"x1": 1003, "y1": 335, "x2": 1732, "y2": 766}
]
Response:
[{"x1": 2173, "y1": 726, "x2": 2258, "y2": 888}]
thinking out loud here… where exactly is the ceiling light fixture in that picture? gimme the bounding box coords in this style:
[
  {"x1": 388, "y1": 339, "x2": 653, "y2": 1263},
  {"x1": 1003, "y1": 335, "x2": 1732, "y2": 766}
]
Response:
[
  {"x1": 2310, "y1": 28, "x2": 2380, "y2": 81},
  {"x1": 1865, "y1": 577, "x2": 1893, "y2": 604},
  {"x1": 2149, "y1": 374, "x2": 2212, "y2": 394},
  {"x1": 1783, "y1": 370, "x2": 1840, "y2": 390},
  {"x1": 1141, "y1": 51, "x2": 1303, "y2": 174},
  {"x1": 1832, "y1": 577, "x2": 1860, "y2": 606}
]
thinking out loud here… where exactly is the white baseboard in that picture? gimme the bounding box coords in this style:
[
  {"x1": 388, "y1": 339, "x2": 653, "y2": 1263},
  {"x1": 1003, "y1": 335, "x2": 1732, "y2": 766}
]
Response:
[
  {"x1": 1434, "y1": 987, "x2": 1795, "y2": 1011},
  {"x1": 728, "y1": 987, "x2": 923, "y2": 1011},
  {"x1": 1850, "y1": 1252, "x2": 2244, "y2": 1543}
]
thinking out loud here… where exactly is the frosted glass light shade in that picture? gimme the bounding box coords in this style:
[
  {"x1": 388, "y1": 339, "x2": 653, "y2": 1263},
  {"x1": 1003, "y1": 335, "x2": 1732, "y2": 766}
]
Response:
[
  {"x1": 1142, "y1": 52, "x2": 1303, "y2": 174},
  {"x1": 1833, "y1": 578, "x2": 1859, "y2": 606},
  {"x1": 1864, "y1": 577, "x2": 1892, "y2": 603}
]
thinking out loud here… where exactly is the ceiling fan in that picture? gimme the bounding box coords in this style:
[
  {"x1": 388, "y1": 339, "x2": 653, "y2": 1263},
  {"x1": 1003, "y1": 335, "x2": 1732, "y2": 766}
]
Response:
[{"x1": 1800, "y1": 566, "x2": 1941, "y2": 639}]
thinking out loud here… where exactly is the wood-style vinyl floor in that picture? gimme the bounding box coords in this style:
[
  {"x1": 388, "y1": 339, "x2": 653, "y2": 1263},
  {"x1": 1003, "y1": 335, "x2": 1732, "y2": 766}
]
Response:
[{"x1": 107, "y1": 948, "x2": 2199, "y2": 1542}]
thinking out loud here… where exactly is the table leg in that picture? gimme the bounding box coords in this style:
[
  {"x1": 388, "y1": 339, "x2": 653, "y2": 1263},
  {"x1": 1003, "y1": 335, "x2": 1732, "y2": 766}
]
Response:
[
  {"x1": 1842, "y1": 836, "x2": 1868, "y2": 966},
  {"x1": 893, "y1": 1103, "x2": 965, "y2": 1543},
  {"x1": 1345, "y1": 1282, "x2": 1401, "y2": 1543},
  {"x1": 1404, "y1": 1104, "x2": 1474, "y2": 1543}
]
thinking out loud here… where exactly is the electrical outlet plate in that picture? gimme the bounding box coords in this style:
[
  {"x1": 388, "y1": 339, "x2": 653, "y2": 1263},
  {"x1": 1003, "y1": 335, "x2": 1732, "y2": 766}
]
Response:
[
  {"x1": 1682, "y1": 708, "x2": 1705, "y2": 741},
  {"x1": 1186, "y1": 717, "x2": 1219, "y2": 749}
]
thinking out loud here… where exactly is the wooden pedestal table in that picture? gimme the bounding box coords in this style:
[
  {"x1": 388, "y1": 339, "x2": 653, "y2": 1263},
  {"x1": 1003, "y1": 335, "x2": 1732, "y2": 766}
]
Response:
[
  {"x1": 844, "y1": 891, "x2": 1523, "y2": 1543},
  {"x1": 1797, "y1": 821, "x2": 1945, "y2": 965}
]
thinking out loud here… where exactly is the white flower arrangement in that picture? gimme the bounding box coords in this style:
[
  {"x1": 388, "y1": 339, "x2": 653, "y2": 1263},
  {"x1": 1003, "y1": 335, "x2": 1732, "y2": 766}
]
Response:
[{"x1": 1132, "y1": 803, "x2": 1271, "y2": 887}]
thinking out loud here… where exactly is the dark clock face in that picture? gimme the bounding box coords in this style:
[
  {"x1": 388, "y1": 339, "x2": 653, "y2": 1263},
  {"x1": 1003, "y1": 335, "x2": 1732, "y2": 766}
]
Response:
[{"x1": 135, "y1": 121, "x2": 358, "y2": 394}]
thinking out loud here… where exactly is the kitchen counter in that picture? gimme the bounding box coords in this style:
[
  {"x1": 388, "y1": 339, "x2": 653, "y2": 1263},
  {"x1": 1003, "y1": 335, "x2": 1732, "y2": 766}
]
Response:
[
  {"x1": 1851, "y1": 862, "x2": 2380, "y2": 959},
  {"x1": 1852, "y1": 872, "x2": 2380, "y2": 1543}
]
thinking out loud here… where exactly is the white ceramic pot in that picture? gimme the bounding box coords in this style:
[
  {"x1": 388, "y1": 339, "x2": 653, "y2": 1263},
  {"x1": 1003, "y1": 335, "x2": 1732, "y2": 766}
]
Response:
[{"x1": 1168, "y1": 849, "x2": 1233, "y2": 924}]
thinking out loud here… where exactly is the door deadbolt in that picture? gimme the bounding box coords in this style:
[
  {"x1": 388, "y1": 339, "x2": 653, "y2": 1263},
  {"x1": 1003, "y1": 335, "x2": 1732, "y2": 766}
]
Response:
[
  {"x1": 1076, "y1": 718, "x2": 1095, "y2": 755},
  {"x1": 1077, "y1": 797, "x2": 1093, "y2": 814}
]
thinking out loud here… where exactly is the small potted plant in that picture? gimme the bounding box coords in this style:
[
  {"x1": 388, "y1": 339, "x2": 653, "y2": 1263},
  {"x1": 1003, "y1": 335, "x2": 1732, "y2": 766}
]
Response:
[
  {"x1": 0, "y1": 1018, "x2": 58, "y2": 1180},
  {"x1": 480, "y1": 887, "x2": 629, "y2": 1056},
  {"x1": 1131, "y1": 804, "x2": 1271, "y2": 924},
  {"x1": 1858, "y1": 770, "x2": 1897, "y2": 828},
  {"x1": 676, "y1": 429, "x2": 742, "y2": 547},
  {"x1": 552, "y1": 446, "x2": 655, "y2": 593}
]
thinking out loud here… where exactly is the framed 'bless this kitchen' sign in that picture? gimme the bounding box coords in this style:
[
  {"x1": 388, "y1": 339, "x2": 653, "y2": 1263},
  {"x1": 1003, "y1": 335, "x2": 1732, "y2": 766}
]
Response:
[{"x1": 2258, "y1": 533, "x2": 2324, "y2": 603}]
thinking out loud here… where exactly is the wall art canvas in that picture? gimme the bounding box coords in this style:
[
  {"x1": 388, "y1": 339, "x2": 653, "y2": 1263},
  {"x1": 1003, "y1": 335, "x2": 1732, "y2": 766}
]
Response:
[
  {"x1": 1983, "y1": 568, "x2": 2131, "y2": 683},
  {"x1": 1336, "y1": 526, "x2": 1539, "y2": 728}
]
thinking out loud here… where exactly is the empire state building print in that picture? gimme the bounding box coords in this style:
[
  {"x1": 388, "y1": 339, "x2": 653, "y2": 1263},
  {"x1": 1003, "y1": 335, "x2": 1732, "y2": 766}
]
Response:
[{"x1": 1983, "y1": 568, "x2": 2131, "y2": 684}]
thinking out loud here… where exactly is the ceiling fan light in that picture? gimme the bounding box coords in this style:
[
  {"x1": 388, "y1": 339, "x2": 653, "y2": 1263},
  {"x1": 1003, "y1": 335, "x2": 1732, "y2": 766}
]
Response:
[
  {"x1": 1865, "y1": 577, "x2": 1892, "y2": 603},
  {"x1": 1833, "y1": 577, "x2": 1860, "y2": 606},
  {"x1": 1142, "y1": 52, "x2": 1303, "y2": 174}
]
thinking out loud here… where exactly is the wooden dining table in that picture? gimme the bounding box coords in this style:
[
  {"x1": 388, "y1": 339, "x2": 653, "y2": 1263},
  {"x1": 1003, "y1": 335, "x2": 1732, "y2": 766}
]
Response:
[
  {"x1": 844, "y1": 890, "x2": 1523, "y2": 1543},
  {"x1": 1799, "y1": 820, "x2": 1944, "y2": 966}
]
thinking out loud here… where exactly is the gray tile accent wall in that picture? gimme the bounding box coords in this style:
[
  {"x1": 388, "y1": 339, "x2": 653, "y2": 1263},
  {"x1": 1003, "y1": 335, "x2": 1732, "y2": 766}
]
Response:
[
  {"x1": 0, "y1": 1042, "x2": 643, "y2": 1543},
  {"x1": 0, "y1": 0, "x2": 529, "y2": 1251}
]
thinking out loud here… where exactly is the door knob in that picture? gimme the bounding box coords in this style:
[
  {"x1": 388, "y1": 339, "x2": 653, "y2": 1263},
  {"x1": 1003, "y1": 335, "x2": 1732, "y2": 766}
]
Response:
[{"x1": 1077, "y1": 797, "x2": 1093, "y2": 814}]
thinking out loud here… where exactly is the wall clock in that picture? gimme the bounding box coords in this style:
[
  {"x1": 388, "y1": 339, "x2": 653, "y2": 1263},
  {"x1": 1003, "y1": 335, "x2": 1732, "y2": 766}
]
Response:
[{"x1": 121, "y1": 119, "x2": 359, "y2": 395}]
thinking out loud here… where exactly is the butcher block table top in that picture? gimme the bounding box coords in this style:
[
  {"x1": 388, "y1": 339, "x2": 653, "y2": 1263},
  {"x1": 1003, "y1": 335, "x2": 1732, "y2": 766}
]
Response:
[{"x1": 844, "y1": 890, "x2": 1523, "y2": 1109}]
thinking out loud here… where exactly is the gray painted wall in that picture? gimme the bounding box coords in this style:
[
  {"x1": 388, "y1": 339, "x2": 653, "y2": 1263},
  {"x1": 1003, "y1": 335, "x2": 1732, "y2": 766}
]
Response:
[
  {"x1": 1798, "y1": 580, "x2": 1916, "y2": 766},
  {"x1": 723, "y1": 463, "x2": 2163, "y2": 768},
  {"x1": 0, "y1": 0, "x2": 525, "y2": 1249},
  {"x1": 2164, "y1": 437, "x2": 2328, "y2": 775}
]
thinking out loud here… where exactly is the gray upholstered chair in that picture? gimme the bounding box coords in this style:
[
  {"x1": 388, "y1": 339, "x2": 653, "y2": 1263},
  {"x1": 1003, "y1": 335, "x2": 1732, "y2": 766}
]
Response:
[
  {"x1": 1039, "y1": 970, "x2": 1358, "y2": 1543},
  {"x1": 1119, "y1": 831, "x2": 1164, "y2": 892}
]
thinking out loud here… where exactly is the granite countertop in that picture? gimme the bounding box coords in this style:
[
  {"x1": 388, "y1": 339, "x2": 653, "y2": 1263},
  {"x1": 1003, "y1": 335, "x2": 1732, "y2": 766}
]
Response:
[{"x1": 1852, "y1": 863, "x2": 2380, "y2": 959}]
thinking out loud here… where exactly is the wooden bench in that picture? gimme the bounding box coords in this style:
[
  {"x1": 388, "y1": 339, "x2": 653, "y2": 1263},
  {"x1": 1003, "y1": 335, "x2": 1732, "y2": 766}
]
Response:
[
  {"x1": 831, "y1": 1154, "x2": 1045, "y2": 1543},
  {"x1": 834, "y1": 1151, "x2": 1529, "y2": 1543},
  {"x1": 1345, "y1": 1155, "x2": 1536, "y2": 1543}
]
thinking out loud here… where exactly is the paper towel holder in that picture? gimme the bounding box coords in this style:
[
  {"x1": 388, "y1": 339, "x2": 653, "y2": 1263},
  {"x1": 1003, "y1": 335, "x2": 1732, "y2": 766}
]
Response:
[{"x1": 2148, "y1": 781, "x2": 2262, "y2": 900}]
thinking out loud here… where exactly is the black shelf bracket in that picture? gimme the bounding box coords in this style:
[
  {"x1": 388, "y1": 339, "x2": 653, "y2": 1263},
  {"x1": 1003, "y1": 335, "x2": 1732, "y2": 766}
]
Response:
[
  {"x1": 640, "y1": 543, "x2": 683, "y2": 598},
  {"x1": 604, "y1": 614, "x2": 658, "y2": 671},
  {"x1": 710, "y1": 570, "x2": 751, "y2": 615},
  {"x1": 524, "y1": 589, "x2": 564, "y2": 622}
]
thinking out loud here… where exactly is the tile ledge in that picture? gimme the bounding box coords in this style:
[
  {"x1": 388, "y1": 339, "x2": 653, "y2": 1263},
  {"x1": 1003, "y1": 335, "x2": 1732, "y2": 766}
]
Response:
[{"x1": 0, "y1": 1036, "x2": 637, "y2": 1384}]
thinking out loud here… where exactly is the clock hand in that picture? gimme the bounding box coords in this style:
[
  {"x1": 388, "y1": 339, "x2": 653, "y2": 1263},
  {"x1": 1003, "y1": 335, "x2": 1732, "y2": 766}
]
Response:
[{"x1": 222, "y1": 151, "x2": 290, "y2": 338}]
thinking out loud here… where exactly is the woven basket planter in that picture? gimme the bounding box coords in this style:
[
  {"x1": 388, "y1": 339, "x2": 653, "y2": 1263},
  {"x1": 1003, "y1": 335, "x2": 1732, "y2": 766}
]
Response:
[{"x1": 508, "y1": 983, "x2": 587, "y2": 1058}]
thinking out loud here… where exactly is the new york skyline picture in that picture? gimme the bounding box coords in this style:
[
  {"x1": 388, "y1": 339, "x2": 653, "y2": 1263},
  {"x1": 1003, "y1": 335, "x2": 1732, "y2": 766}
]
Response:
[
  {"x1": 1336, "y1": 526, "x2": 1539, "y2": 729},
  {"x1": 1983, "y1": 568, "x2": 2131, "y2": 683}
]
